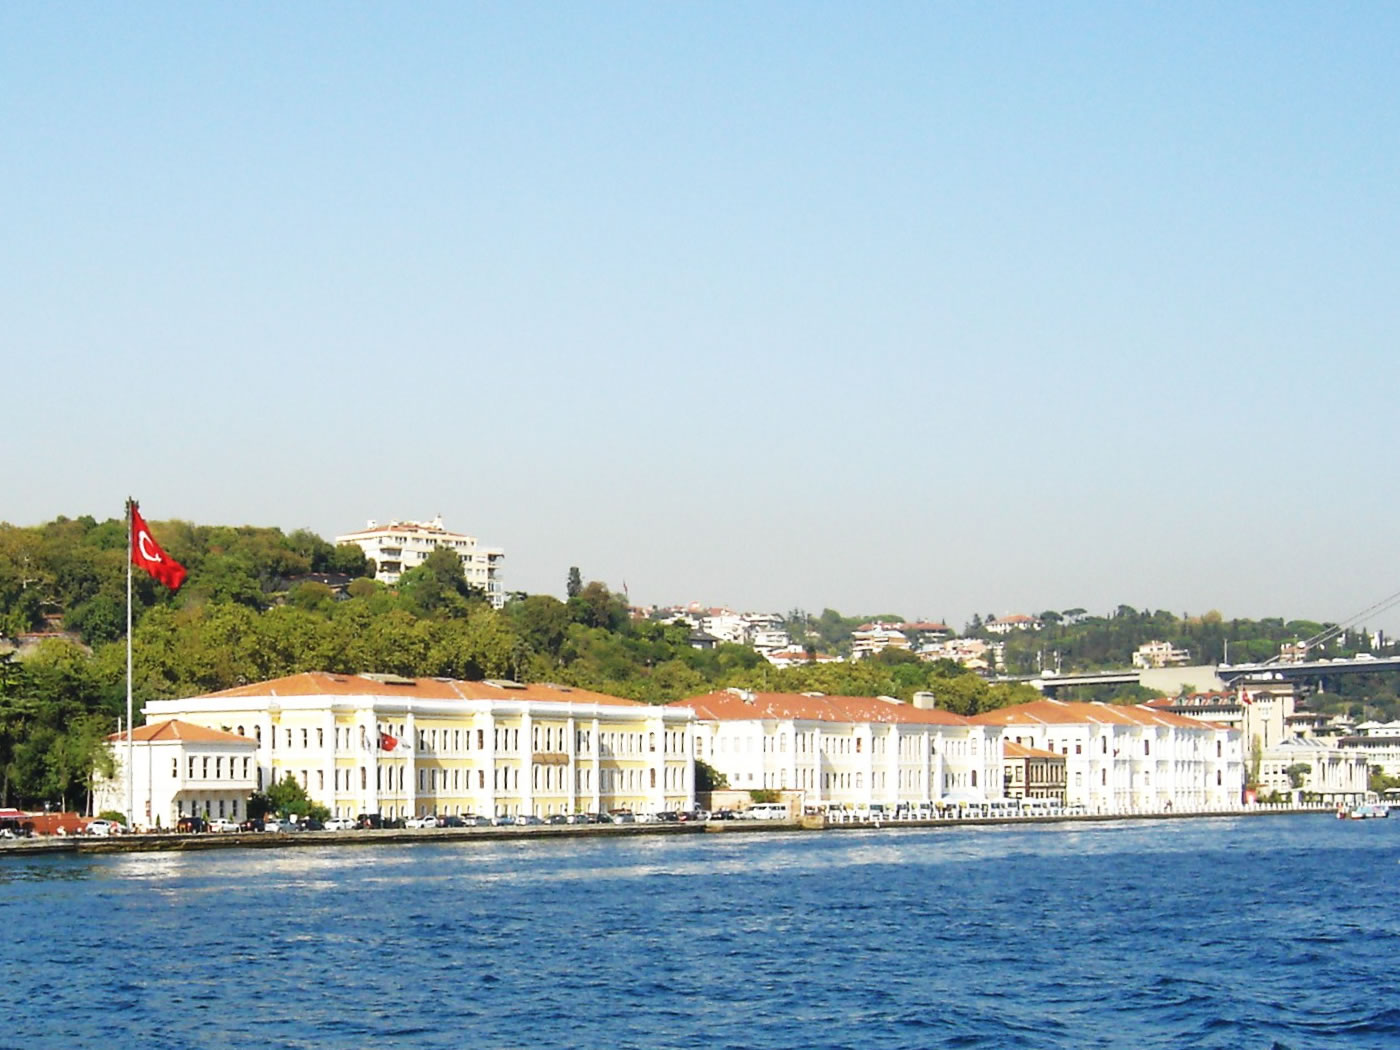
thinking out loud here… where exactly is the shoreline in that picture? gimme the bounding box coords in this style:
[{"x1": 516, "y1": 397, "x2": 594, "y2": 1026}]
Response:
[{"x1": 0, "y1": 806, "x2": 1331, "y2": 857}]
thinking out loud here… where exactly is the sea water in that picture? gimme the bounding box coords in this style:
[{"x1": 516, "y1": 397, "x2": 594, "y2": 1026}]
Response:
[{"x1": 2, "y1": 816, "x2": 1397, "y2": 1049}]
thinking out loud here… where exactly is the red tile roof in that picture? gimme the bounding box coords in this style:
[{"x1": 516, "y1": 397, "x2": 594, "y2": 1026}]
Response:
[
  {"x1": 970, "y1": 699, "x2": 1226, "y2": 731},
  {"x1": 671, "y1": 690, "x2": 970, "y2": 726},
  {"x1": 109, "y1": 720, "x2": 256, "y2": 744},
  {"x1": 196, "y1": 671, "x2": 644, "y2": 707},
  {"x1": 1003, "y1": 740, "x2": 1062, "y2": 760}
]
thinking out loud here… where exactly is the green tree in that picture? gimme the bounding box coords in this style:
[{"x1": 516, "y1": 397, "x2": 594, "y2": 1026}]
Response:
[
  {"x1": 695, "y1": 759, "x2": 728, "y2": 791},
  {"x1": 398, "y1": 546, "x2": 484, "y2": 618},
  {"x1": 266, "y1": 774, "x2": 329, "y2": 822},
  {"x1": 566, "y1": 566, "x2": 583, "y2": 599}
]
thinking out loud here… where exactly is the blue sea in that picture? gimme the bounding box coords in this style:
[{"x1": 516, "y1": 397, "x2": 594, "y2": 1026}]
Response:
[{"x1": 2, "y1": 816, "x2": 1397, "y2": 1049}]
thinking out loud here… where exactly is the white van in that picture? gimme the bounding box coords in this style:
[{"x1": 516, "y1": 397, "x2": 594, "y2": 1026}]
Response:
[{"x1": 746, "y1": 802, "x2": 790, "y2": 820}]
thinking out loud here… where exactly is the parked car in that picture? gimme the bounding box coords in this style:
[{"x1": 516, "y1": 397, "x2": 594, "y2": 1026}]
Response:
[
  {"x1": 546, "y1": 814, "x2": 569, "y2": 825},
  {"x1": 439, "y1": 815, "x2": 467, "y2": 828},
  {"x1": 324, "y1": 817, "x2": 356, "y2": 831},
  {"x1": 405, "y1": 815, "x2": 438, "y2": 829},
  {"x1": 492, "y1": 814, "x2": 515, "y2": 826},
  {"x1": 471, "y1": 815, "x2": 493, "y2": 827},
  {"x1": 515, "y1": 815, "x2": 544, "y2": 826},
  {"x1": 208, "y1": 818, "x2": 240, "y2": 833},
  {"x1": 85, "y1": 818, "x2": 122, "y2": 837},
  {"x1": 261, "y1": 818, "x2": 288, "y2": 833}
]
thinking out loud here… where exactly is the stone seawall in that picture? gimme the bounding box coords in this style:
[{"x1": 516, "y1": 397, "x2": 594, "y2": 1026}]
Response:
[{"x1": 0, "y1": 807, "x2": 1329, "y2": 857}]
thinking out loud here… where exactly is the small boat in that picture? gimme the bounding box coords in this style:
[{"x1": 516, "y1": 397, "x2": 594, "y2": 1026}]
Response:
[{"x1": 1338, "y1": 803, "x2": 1389, "y2": 820}]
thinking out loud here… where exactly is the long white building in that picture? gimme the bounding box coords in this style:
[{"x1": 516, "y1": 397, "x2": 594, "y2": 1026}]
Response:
[
  {"x1": 142, "y1": 672, "x2": 696, "y2": 821},
  {"x1": 971, "y1": 699, "x2": 1243, "y2": 812},
  {"x1": 335, "y1": 517, "x2": 505, "y2": 607},
  {"x1": 673, "y1": 689, "x2": 1004, "y2": 812}
]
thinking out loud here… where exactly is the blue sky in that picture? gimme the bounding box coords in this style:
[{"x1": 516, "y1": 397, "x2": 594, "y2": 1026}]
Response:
[{"x1": 5, "y1": 4, "x2": 1398, "y2": 630}]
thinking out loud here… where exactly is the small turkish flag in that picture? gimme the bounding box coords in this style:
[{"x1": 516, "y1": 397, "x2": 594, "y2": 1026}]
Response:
[
  {"x1": 380, "y1": 732, "x2": 398, "y2": 752},
  {"x1": 130, "y1": 504, "x2": 187, "y2": 591}
]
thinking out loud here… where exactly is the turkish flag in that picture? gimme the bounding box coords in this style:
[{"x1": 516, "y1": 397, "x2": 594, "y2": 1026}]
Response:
[
  {"x1": 380, "y1": 732, "x2": 398, "y2": 752},
  {"x1": 130, "y1": 505, "x2": 188, "y2": 591}
]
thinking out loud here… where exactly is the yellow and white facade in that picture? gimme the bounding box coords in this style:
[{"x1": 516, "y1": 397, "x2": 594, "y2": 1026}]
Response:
[{"x1": 142, "y1": 672, "x2": 696, "y2": 819}]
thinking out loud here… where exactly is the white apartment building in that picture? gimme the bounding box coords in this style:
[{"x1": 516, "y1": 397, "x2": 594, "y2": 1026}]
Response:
[
  {"x1": 673, "y1": 690, "x2": 1004, "y2": 812},
  {"x1": 971, "y1": 699, "x2": 1243, "y2": 812},
  {"x1": 1132, "y1": 640, "x2": 1192, "y2": 669},
  {"x1": 93, "y1": 721, "x2": 259, "y2": 829},
  {"x1": 850, "y1": 626, "x2": 912, "y2": 661},
  {"x1": 141, "y1": 672, "x2": 696, "y2": 820},
  {"x1": 335, "y1": 517, "x2": 505, "y2": 607}
]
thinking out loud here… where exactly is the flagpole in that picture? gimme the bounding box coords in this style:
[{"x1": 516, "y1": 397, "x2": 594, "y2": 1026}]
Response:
[{"x1": 126, "y1": 497, "x2": 134, "y2": 831}]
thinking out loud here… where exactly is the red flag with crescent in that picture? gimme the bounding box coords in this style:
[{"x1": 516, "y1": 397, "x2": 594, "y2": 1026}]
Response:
[{"x1": 130, "y1": 504, "x2": 187, "y2": 591}]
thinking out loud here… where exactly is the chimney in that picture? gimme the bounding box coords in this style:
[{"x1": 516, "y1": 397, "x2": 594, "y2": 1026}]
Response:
[{"x1": 912, "y1": 691, "x2": 937, "y2": 709}]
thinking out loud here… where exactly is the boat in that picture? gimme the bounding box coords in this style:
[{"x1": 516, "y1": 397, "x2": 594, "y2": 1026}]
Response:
[{"x1": 1337, "y1": 803, "x2": 1389, "y2": 820}]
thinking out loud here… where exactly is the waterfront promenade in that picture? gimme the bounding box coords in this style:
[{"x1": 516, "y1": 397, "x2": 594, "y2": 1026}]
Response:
[{"x1": 0, "y1": 802, "x2": 1333, "y2": 857}]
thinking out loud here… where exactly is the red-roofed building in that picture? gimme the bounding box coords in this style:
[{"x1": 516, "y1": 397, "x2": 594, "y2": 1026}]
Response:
[
  {"x1": 1002, "y1": 741, "x2": 1066, "y2": 802},
  {"x1": 985, "y1": 614, "x2": 1041, "y2": 635},
  {"x1": 971, "y1": 699, "x2": 1242, "y2": 812},
  {"x1": 142, "y1": 672, "x2": 695, "y2": 822},
  {"x1": 671, "y1": 689, "x2": 1003, "y2": 812},
  {"x1": 93, "y1": 720, "x2": 258, "y2": 830}
]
